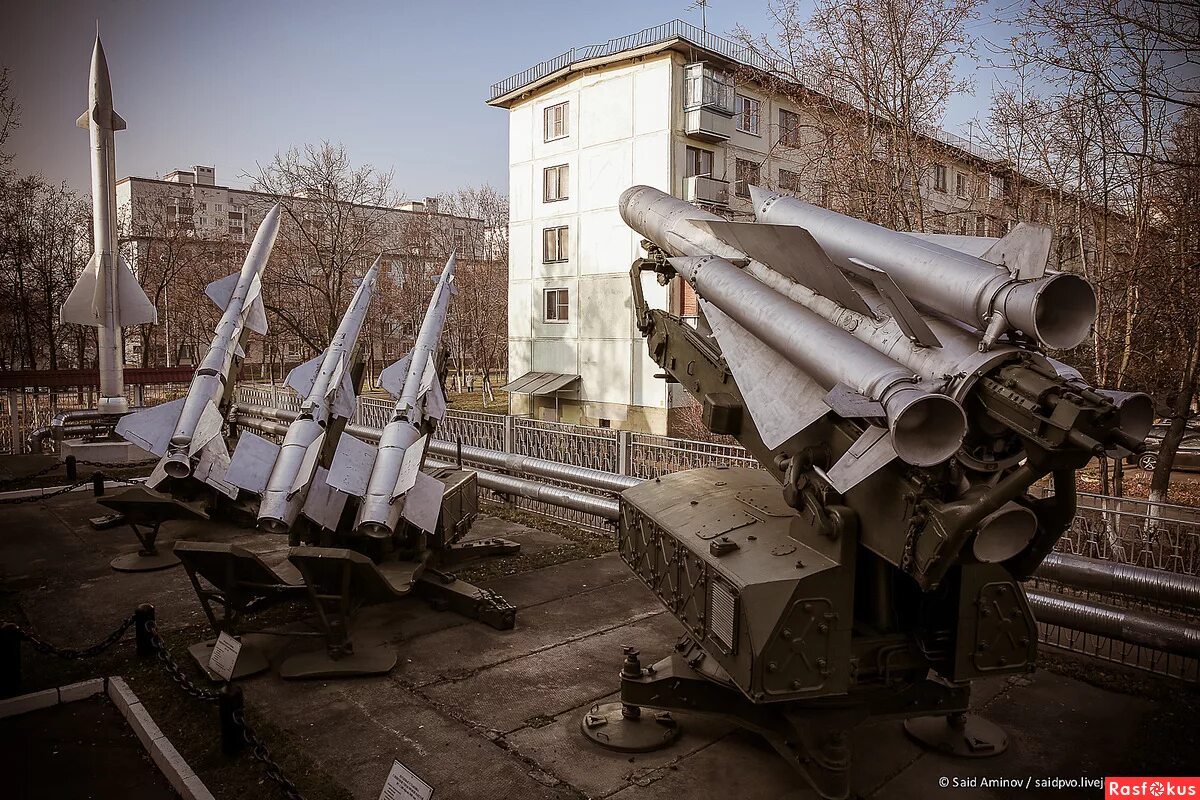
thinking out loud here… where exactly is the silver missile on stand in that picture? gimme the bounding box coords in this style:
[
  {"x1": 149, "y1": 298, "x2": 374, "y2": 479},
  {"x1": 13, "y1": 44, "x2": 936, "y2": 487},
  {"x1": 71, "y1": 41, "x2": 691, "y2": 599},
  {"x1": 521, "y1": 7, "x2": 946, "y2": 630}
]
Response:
[
  {"x1": 115, "y1": 205, "x2": 281, "y2": 495},
  {"x1": 326, "y1": 254, "x2": 457, "y2": 539},
  {"x1": 61, "y1": 36, "x2": 157, "y2": 414},
  {"x1": 223, "y1": 256, "x2": 382, "y2": 535}
]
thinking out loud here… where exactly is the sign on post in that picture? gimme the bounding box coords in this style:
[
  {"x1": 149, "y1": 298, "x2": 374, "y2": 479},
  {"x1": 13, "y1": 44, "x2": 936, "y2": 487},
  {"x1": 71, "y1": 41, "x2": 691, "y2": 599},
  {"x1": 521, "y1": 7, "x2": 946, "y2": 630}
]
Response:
[
  {"x1": 379, "y1": 759, "x2": 433, "y2": 800},
  {"x1": 208, "y1": 631, "x2": 242, "y2": 682}
]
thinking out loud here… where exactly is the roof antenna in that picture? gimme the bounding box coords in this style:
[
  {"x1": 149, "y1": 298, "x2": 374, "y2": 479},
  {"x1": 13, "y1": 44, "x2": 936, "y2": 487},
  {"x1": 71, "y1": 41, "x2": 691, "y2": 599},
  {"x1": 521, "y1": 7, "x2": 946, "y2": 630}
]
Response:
[{"x1": 687, "y1": 0, "x2": 710, "y2": 34}]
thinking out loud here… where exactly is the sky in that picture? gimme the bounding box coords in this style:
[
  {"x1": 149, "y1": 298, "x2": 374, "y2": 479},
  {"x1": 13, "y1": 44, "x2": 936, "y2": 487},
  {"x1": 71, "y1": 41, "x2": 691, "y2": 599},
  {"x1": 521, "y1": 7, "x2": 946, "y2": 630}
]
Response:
[{"x1": 3, "y1": 0, "x2": 1014, "y2": 200}]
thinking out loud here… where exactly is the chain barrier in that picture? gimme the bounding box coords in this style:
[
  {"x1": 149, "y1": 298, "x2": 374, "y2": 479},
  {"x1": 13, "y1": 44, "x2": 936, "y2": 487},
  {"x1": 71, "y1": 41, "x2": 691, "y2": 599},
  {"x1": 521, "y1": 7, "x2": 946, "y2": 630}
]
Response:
[
  {"x1": 232, "y1": 708, "x2": 307, "y2": 800},
  {"x1": 143, "y1": 621, "x2": 220, "y2": 702},
  {"x1": 76, "y1": 458, "x2": 159, "y2": 469},
  {"x1": 0, "y1": 462, "x2": 63, "y2": 490},
  {"x1": 3, "y1": 615, "x2": 134, "y2": 660},
  {"x1": 0, "y1": 480, "x2": 91, "y2": 505}
]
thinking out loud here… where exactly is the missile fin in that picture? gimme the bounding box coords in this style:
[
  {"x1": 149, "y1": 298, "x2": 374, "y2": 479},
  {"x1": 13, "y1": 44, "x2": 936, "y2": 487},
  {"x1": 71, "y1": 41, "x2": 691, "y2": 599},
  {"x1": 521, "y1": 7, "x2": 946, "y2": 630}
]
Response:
[
  {"x1": 425, "y1": 379, "x2": 447, "y2": 421},
  {"x1": 61, "y1": 253, "x2": 102, "y2": 325},
  {"x1": 418, "y1": 357, "x2": 438, "y2": 398},
  {"x1": 189, "y1": 401, "x2": 225, "y2": 456},
  {"x1": 391, "y1": 435, "x2": 428, "y2": 501},
  {"x1": 242, "y1": 274, "x2": 268, "y2": 335},
  {"x1": 110, "y1": 110, "x2": 127, "y2": 131},
  {"x1": 285, "y1": 352, "x2": 324, "y2": 397},
  {"x1": 401, "y1": 470, "x2": 444, "y2": 534},
  {"x1": 76, "y1": 110, "x2": 91, "y2": 129},
  {"x1": 825, "y1": 425, "x2": 898, "y2": 494},
  {"x1": 981, "y1": 222, "x2": 1052, "y2": 280},
  {"x1": 114, "y1": 397, "x2": 185, "y2": 456},
  {"x1": 844, "y1": 258, "x2": 942, "y2": 348},
  {"x1": 145, "y1": 458, "x2": 170, "y2": 490},
  {"x1": 695, "y1": 220, "x2": 874, "y2": 317},
  {"x1": 115, "y1": 255, "x2": 158, "y2": 325},
  {"x1": 332, "y1": 371, "x2": 357, "y2": 420},
  {"x1": 204, "y1": 272, "x2": 240, "y2": 309},
  {"x1": 302, "y1": 466, "x2": 348, "y2": 531},
  {"x1": 326, "y1": 434, "x2": 377, "y2": 497},
  {"x1": 288, "y1": 432, "x2": 326, "y2": 499},
  {"x1": 223, "y1": 431, "x2": 278, "y2": 494},
  {"x1": 377, "y1": 353, "x2": 411, "y2": 398},
  {"x1": 325, "y1": 353, "x2": 346, "y2": 400},
  {"x1": 703, "y1": 300, "x2": 828, "y2": 449},
  {"x1": 823, "y1": 383, "x2": 886, "y2": 419},
  {"x1": 195, "y1": 437, "x2": 238, "y2": 499}
]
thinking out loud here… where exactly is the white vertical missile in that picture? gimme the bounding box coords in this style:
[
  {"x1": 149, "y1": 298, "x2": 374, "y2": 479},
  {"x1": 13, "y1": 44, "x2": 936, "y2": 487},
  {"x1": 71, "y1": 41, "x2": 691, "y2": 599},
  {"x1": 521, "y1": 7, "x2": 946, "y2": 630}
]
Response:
[
  {"x1": 116, "y1": 205, "x2": 281, "y2": 495},
  {"x1": 326, "y1": 254, "x2": 457, "y2": 538},
  {"x1": 224, "y1": 256, "x2": 382, "y2": 534},
  {"x1": 749, "y1": 187, "x2": 1097, "y2": 351},
  {"x1": 61, "y1": 36, "x2": 157, "y2": 414}
]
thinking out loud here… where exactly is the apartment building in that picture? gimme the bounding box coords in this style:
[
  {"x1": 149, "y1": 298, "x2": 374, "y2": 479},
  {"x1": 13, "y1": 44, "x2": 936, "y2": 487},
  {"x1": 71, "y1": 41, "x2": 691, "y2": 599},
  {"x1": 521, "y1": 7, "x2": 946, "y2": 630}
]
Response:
[{"x1": 488, "y1": 19, "x2": 1070, "y2": 435}]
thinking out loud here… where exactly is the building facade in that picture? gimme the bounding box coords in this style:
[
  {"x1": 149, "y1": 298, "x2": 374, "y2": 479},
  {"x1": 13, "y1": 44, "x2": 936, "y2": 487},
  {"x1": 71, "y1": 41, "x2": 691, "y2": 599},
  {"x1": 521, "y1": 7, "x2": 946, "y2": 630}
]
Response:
[{"x1": 489, "y1": 19, "x2": 1076, "y2": 435}]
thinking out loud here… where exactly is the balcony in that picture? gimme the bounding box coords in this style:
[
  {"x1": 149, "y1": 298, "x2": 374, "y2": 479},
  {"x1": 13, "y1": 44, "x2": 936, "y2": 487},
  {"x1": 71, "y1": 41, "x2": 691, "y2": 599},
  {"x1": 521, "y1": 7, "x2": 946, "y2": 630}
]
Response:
[
  {"x1": 683, "y1": 107, "x2": 733, "y2": 142},
  {"x1": 684, "y1": 176, "x2": 729, "y2": 207}
]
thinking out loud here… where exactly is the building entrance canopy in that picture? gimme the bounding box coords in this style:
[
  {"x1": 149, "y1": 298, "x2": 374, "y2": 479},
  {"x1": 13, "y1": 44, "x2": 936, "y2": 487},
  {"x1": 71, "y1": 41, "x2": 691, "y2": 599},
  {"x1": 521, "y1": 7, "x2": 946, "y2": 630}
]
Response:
[{"x1": 499, "y1": 371, "x2": 580, "y2": 396}]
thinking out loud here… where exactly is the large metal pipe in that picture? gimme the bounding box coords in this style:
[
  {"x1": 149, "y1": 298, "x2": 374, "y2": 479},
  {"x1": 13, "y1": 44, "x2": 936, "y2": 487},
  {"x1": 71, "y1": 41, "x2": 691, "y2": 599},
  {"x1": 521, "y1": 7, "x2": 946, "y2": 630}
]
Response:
[
  {"x1": 1036, "y1": 552, "x2": 1200, "y2": 611},
  {"x1": 1027, "y1": 588, "x2": 1200, "y2": 659},
  {"x1": 618, "y1": 186, "x2": 966, "y2": 467},
  {"x1": 751, "y1": 188, "x2": 1097, "y2": 351}
]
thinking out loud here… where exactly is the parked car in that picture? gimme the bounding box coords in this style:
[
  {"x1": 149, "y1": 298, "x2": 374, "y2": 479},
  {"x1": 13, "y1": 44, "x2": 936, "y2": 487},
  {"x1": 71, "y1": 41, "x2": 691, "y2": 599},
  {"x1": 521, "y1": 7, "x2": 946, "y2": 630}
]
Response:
[{"x1": 1136, "y1": 432, "x2": 1200, "y2": 473}]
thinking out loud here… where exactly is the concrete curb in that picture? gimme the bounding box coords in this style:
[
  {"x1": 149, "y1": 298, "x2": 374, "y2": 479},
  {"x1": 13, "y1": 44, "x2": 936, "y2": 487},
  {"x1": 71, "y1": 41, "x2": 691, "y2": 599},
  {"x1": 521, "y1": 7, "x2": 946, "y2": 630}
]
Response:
[{"x1": 0, "y1": 677, "x2": 215, "y2": 800}]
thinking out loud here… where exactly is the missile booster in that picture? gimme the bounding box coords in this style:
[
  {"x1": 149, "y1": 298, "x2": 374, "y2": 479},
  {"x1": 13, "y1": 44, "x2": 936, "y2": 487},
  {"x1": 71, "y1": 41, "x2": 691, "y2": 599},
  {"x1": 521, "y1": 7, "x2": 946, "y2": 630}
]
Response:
[
  {"x1": 589, "y1": 185, "x2": 1152, "y2": 798},
  {"x1": 326, "y1": 254, "x2": 457, "y2": 540},
  {"x1": 61, "y1": 36, "x2": 157, "y2": 414},
  {"x1": 116, "y1": 205, "x2": 280, "y2": 496},
  {"x1": 225, "y1": 257, "x2": 382, "y2": 535}
]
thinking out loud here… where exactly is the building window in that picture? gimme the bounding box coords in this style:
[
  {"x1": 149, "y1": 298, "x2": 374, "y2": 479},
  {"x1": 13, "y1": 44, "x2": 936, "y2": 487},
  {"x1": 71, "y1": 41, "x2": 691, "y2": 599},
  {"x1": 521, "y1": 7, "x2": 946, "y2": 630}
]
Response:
[
  {"x1": 976, "y1": 216, "x2": 988, "y2": 237},
  {"x1": 779, "y1": 169, "x2": 803, "y2": 195},
  {"x1": 779, "y1": 109, "x2": 802, "y2": 148},
  {"x1": 543, "y1": 164, "x2": 569, "y2": 202},
  {"x1": 933, "y1": 164, "x2": 947, "y2": 193},
  {"x1": 544, "y1": 102, "x2": 568, "y2": 141},
  {"x1": 735, "y1": 95, "x2": 760, "y2": 135},
  {"x1": 543, "y1": 288, "x2": 569, "y2": 322},
  {"x1": 543, "y1": 226, "x2": 569, "y2": 263},
  {"x1": 956, "y1": 173, "x2": 969, "y2": 199},
  {"x1": 684, "y1": 63, "x2": 732, "y2": 113},
  {"x1": 957, "y1": 216, "x2": 969, "y2": 235},
  {"x1": 735, "y1": 159, "x2": 760, "y2": 198},
  {"x1": 685, "y1": 146, "x2": 714, "y2": 178}
]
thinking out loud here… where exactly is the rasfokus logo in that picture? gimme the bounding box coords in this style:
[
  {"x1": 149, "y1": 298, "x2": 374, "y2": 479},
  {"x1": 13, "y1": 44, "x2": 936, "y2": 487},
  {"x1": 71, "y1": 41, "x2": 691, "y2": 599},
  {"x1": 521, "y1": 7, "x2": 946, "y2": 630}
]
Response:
[{"x1": 1107, "y1": 778, "x2": 1200, "y2": 798}]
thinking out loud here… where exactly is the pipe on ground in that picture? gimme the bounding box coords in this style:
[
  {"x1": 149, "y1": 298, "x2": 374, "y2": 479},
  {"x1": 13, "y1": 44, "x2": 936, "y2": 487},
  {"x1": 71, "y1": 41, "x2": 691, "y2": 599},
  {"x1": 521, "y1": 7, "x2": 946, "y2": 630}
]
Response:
[
  {"x1": 1036, "y1": 552, "x2": 1200, "y2": 611},
  {"x1": 1026, "y1": 588, "x2": 1200, "y2": 659}
]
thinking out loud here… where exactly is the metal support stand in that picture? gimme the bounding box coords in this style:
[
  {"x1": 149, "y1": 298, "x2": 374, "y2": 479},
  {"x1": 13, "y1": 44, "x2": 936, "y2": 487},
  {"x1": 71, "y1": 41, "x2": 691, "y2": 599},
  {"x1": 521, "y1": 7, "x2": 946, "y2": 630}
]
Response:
[
  {"x1": 415, "y1": 568, "x2": 517, "y2": 630},
  {"x1": 903, "y1": 712, "x2": 1008, "y2": 758},
  {"x1": 110, "y1": 519, "x2": 180, "y2": 572},
  {"x1": 582, "y1": 648, "x2": 681, "y2": 752}
]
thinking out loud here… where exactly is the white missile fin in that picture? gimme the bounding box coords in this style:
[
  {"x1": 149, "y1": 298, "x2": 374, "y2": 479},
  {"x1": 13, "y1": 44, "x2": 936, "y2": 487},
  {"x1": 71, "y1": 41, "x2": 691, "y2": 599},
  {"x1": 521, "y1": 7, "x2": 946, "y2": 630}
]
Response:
[
  {"x1": 332, "y1": 371, "x2": 357, "y2": 420},
  {"x1": 242, "y1": 274, "x2": 268, "y2": 335},
  {"x1": 377, "y1": 353, "x2": 411, "y2": 398},
  {"x1": 115, "y1": 255, "x2": 158, "y2": 326},
  {"x1": 196, "y1": 437, "x2": 238, "y2": 499},
  {"x1": 205, "y1": 272, "x2": 240, "y2": 310},
  {"x1": 326, "y1": 434, "x2": 377, "y2": 497},
  {"x1": 302, "y1": 467, "x2": 348, "y2": 531},
  {"x1": 189, "y1": 401, "x2": 225, "y2": 456},
  {"x1": 223, "y1": 431, "x2": 279, "y2": 495},
  {"x1": 325, "y1": 353, "x2": 346, "y2": 400},
  {"x1": 110, "y1": 110, "x2": 127, "y2": 131},
  {"x1": 146, "y1": 458, "x2": 170, "y2": 490},
  {"x1": 391, "y1": 435, "x2": 428, "y2": 501},
  {"x1": 418, "y1": 357, "x2": 438, "y2": 398},
  {"x1": 234, "y1": 342, "x2": 245, "y2": 360},
  {"x1": 285, "y1": 353, "x2": 324, "y2": 397},
  {"x1": 288, "y1": 432, "x2": 326, "y2": 499},
  {"x1": 426, "y1": 379, "x2": 447, "y2": 421},
  {"x1": 114, "y1": 397, "x2": 185, "y2": 457},
  {"x1": 825, "y1": 425, "x2": 898, "y2": 494},
  {"x1": 843, "y1": 258, "x2": 942, "y2": 348},
  {"x1": 401, "y1": 470, "x2": 443, "y2": 535},
  {"x1": 702, "y1": 300, "x2": 828, "y2": 449},
  {"x1": 76, "y1": 110, "x2": 91, "y2": 129},
  {"x1": 981, "y1": 222, "x2": 1053, "y2": 280},
  {"x1": 694, "y1": 220, "x2": 874, "y2": 317},
  {"x1": 823, "y1": 383, "x2": 886, "y2": 419},
  {"x1": 61, "y1": 253, "x2": 102, "y2": 326}
]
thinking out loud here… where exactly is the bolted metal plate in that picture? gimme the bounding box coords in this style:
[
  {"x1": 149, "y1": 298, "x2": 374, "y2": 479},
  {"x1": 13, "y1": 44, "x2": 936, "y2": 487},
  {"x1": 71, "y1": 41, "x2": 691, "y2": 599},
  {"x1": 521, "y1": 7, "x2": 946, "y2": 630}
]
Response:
[
  {"x1": 581, "y1": 702, "x2": 681, "y2": 753},
  {"x1": 734, "y1": 486, "x2": 794, "y2": 517},
  {"x1": 693, "y1": 509, "x2": 758, "y2": 540}
]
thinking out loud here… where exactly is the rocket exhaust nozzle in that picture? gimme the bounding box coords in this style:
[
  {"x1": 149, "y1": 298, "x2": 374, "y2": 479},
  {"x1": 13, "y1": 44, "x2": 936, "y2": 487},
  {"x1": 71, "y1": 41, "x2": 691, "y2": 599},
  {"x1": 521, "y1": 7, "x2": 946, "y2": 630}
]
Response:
[
  {"x1": 258, "y1": 518, "x2": 290, "y2": 535},
  {"x1": 883, "y1": 387, "x2": 967, "y2": 467},
  {"x1": 973, "y1": 501, "x2": 1038, "y2": 563},
  {"x1": 357, "y1": 521, "x2": 392, "y2": 540},
  {"x1": 162, "y1": 451, "x2": 192, "y2": 479},
  {"x1": 999, "y1": 272, "x2": 1097, "y2": 351}
]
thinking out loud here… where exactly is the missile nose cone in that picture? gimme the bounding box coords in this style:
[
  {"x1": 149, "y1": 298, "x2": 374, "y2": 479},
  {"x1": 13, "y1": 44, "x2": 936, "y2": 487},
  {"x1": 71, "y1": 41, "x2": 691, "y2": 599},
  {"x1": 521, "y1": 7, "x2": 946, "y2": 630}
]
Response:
[
  {"x1": 260, "y1": 203, "x2": 282, "y2": 234},
  {"x1": 618, "y1": 185, "x2": 653, "y2": 228},
  {"x1": 90, "y1": 35, "x2": 113, "y2": 106},
  {"x1": 747, "y1": 184, "x2": 776, "y2": 216}
]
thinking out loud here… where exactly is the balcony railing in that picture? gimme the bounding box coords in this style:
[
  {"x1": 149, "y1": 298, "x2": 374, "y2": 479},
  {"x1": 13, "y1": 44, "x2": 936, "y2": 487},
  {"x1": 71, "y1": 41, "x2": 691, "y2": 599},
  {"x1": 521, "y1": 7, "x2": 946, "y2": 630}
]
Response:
[{"x1": 684, "y1": 175, "x2": 729, "y2": 206}]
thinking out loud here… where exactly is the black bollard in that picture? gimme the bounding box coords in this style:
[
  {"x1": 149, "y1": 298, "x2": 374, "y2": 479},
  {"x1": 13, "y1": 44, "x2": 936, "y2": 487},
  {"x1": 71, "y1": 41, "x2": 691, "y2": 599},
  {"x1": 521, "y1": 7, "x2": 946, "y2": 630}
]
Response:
[
  {"x1": 457, "y1": 437, "x2": 463, "y2": 469},
  {"x1": 0, "y1": 623, "x2": 21, "y2": 697},
  {"x1": 65, "y1": 455, "x2": 77, "y2": 481},
  {"x1": 92, "y1": 471, "x2": 105, "y2": 497},
  {"x1": 219, "y1": 683, "x2": 245, "y2": 755},
  {"x1": 134, "y1": 604, "x2": 156, "y2": 658}
]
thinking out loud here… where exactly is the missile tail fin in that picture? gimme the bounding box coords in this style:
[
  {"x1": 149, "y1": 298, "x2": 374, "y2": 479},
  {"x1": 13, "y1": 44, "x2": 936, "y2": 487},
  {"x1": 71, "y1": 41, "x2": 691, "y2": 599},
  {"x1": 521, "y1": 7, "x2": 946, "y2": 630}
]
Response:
[
  {"x1": 825, "y1": 425, "x2": 898, "y2": 494},
  {"x1": 401, "y1": 470, "x2": 443, "y2": 534},
  {"x1": 76, "y1": 110, "x2": 91, "y2": 129},
  {"x1": 223, "y1": 431, "x2": 279, "y2": 495},
  {"x1": 204, "y1": 272, "x2": 240, "y2": 309},
  {"x1": 982, "y1": 222, "x2": 1053, "y2": 280},
  {"x1": 110, "y1": 110, "x2": 126, "y2": 131},
  {"x1": 61, "y1": 253, "x2": 102, "y2": 325},
  {"x1": 332, "y1": 370, "x2": 357, "y2": 420},
  {"x1": 114, "y1": 397, "x2": 186, "y2": 456},
  {"x1": 377, "y1": 353, "x2": 411, "y2": 398},
  {"x1": 115, "y1": 255, "x2": 157, "y2": 325},
  {"x1": 326, "y1": 434, "x2": 377, "y2": 497},
  {"x1": 302, "y1": 466, "x2": 348, "y2": 531},
  {"x1": 285, "y1": 352, "x2": 324, "y2": 397},
  {"x1": 243, "y1": 274, "x2": 268, "y2": 335},
  {"x1": 195, "y1": 436, "x2": 238, "y2": 499},
  {"x1": 844, "y1": 258, "x2": 942, "y2": 348},
  {"x1": 190, "y1": 401, "x2": 225, "y2": 456},
  {"x1": 425, "y1": 379, "x2": 447, "y2": 421},
  {"x1": 695, "y1": 220, "x2": 874, "y2": 317},
  {"x1": 823, "y1": 383, "x2": 886, "y2": 419},
  {"x1": 288, "y1": 432, "x2": 326, "y2": 498},
  {"x1": 391, "y1": 435, "x2": 428, "y2": 501},
  {"x1": 703, "y1": 300, "x2": 828, "y2": 449}
]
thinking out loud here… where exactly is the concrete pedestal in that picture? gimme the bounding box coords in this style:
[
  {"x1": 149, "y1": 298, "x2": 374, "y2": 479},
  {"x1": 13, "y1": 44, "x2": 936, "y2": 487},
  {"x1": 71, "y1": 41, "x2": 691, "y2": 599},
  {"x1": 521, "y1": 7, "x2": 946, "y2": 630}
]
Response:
[{"x1": 60, "y1": 440, "x2": 153, "y2": 465}]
